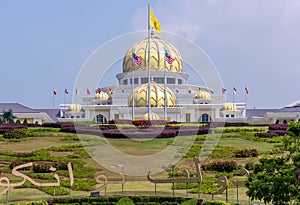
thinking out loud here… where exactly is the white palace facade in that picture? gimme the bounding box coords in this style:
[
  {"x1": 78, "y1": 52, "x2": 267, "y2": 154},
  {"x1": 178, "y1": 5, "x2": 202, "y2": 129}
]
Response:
[{"x1": 58, "y1": 33, "x2": 247, "y2": 123}]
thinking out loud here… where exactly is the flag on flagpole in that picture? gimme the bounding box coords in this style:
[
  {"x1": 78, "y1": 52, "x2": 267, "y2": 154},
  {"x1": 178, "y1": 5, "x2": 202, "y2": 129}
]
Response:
[
  {"x1": 96, "y1": 88, "x2": 101, "y2": 94},
  {"x1": 76, "y1": 89, "x2": 80, "y2": 95},
  {"x1": 245, "y1": 86, "x2": 249, "y2": 94},
  {"x1": 132, "y1": 52, "x2": 142, "y2": 66},
  {"x1": 53, "y1": 89, "x2": 57, "y2": 96},
  {"x1": 165, "y1": 50, "x2": 174, "y2": 65},
  {"x1": 109, "y1": 88, "x2": 113, "y2": 95},
  {"x1": 87, "y1": 89, "x2": 91, "y2": 95},
  {"x1": 222, "y1": 87, "x2": 226, "y2": 94},
  {"x1": 64, "y1": 89, "x2": 69, "y2": 94},
  {"x1": 233, "y1": 87, "x2": 237, "y2": 94},
  {"x1": 150, "y1": 9, "x2": 161, "y2": 34}
]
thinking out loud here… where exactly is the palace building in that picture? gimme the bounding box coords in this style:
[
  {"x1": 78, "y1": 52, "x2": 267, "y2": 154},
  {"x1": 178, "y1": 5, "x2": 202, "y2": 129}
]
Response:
[{"x1": 57, "y1": 33, "x2": 247, "y2": 123}]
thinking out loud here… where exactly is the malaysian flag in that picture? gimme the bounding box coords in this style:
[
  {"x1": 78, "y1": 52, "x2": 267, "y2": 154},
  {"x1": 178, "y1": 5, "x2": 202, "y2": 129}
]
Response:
[
  {"x1": 165, "y1": 50, "x2": 174, "y2": 65},
  {"x1": 132, "y1": 52, "x2": 142, "y2": 66}
]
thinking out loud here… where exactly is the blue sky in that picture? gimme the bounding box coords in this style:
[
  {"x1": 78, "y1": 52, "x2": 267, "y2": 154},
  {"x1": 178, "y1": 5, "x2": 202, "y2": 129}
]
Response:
[{"x1": 1, "y1": 1, "x2": 300, "y2": 109}]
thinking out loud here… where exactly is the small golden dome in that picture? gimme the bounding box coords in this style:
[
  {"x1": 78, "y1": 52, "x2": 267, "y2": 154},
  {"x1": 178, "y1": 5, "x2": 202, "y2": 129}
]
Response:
[
  {"x1": 68, "y1": 104, "x2": 83, "y2": 112},
  {"x1": 128, "y1": 81, "x2": 176, "y2": 107},
  {"x1": 123, "y1": 35, "x2": 183, "y2": 73},
  {"x1": 223, "y1": 102, "x2": 237, "y2": 111},
  {"x1": 95, "y1": 92, "x2": 109, "y2": 100},
  {"x1": 195, "y1": 90, "x2": 211, "y2": 99},
  {"x1": 143, "y1": 112, "x2": 160, "y2": 120}
]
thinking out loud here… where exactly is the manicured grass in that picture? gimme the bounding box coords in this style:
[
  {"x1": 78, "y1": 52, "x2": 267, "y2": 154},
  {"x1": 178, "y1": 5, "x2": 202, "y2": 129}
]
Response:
[
  {"x1": 0, "y1": 126, "x2": 274, "y2": 204},
  {"x1": 218, "y1": 138, "x2": 275, "y2": 153}
]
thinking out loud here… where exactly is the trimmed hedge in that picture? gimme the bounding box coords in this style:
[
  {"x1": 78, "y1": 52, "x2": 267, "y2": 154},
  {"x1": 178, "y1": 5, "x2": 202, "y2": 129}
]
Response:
[
  {"x1": 202, "y1": 160, "x2": 237, "y2": 172},
  {"x1": 203, "y1": 200, "x2": 232, "y2": 205},
  {"x1": 53, "y1": 196, "x2": 189, "y2": 204},
  {"x1": 11, "y1": 201, "x2": 48, "y2": 205},
  {"x1": 235, "y1": 149, "x2": 258, "y2": 158},
  {"x1": 269, "y1": 124, "x2": 288, "y2": 130},
  {"x1": 3, "y1": 129, "x2": 27, "y2": 139},
  {"x1": 254, "y1": 132, "x2": 278, "y2": 138}
]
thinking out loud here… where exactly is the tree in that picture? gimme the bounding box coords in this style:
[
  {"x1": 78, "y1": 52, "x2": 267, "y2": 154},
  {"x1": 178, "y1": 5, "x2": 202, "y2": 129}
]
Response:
[
  {"x1": 0, "y1": 109, "x2": 16, "y2": 124},
  {"x1": 246, "y1": 156, "x2": 300, "y2": 204},
  {"x1": 246, "y1": 122, "x2": 300, "y2": 204}
]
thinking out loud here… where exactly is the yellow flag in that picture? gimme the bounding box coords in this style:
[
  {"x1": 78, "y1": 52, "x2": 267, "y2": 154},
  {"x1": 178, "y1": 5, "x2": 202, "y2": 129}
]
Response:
[{"x1": 150, "y1": 9, "x2": 161, "y2": 35}]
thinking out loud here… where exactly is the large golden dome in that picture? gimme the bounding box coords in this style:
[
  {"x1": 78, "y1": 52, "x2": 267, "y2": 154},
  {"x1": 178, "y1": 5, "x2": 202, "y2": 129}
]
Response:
[
  {"x1": 123, "y1": 34, "x2": 183, "y2": 73},
  {"x1": 128, "y1": 81, "x2": 176, "y2": 107}
]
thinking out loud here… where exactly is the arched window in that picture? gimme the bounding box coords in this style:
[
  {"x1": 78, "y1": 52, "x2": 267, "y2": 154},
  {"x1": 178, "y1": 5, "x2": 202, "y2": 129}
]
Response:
[
  {"x1": 200, "y1": 114, "x2": 211, "y2": 123},
  {"x1": 96, "y1": 114, "x2": 107, "y2": 124}
]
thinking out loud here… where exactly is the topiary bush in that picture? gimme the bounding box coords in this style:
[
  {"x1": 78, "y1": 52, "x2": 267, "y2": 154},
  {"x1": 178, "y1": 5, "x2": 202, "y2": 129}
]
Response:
[
  {"x1": 254, "y1": 132, "x2": 278, "y2": 138},
  {"x1": 3, "y1": 129, "x2": 27, "y2": 139},
  {"x1": 11, "y1": 201, "x2": 48, "y2": 205},
  {"x1": 202, "y1": 200, "x2": 232, "y2": 205},
  {"x1": 235, "y1": 149, "x2": 259, "y2": 158},
  {"x1": 202, "y1": 160, "x2": 237, "y2": 172},
  {"x1": 116, "y1": 197, "x2": 135, "y2": 205}
]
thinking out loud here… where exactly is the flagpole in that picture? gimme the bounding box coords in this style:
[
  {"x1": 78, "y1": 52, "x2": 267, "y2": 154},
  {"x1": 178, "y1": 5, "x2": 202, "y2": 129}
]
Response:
[
  {"x1": 52, "y1": 90, "x2": 55, "y2": 121},
  {"x1": 64, "y1": 91, "x2": 66, "y2": 117},
  {"x1": 233, "y1": 87, "x2": 235, "y2": 103},
  {"x1": 245, "y1": 87, "x2": 247, "y2": 109},
  {"x1": 164, "y1": 49, "x2": 167, "y2": 122},
  {"x1": 131, "y1": 48, "x2": 135, "y2": 121},
  {"x1": 147, "y1": 4, "x2": 151, "y2": 121}
]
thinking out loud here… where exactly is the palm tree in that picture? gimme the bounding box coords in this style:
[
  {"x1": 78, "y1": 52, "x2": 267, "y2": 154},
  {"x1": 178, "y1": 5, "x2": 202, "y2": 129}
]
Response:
[{"x1": 1, "y1": 109, "x2": 17, "y2": 124}]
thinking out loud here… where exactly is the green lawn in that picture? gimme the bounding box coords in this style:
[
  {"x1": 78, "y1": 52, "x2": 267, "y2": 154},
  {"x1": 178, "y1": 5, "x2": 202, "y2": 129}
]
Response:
[{"x1": 0, "y1": 126, "x2": 276, "y2": 204}]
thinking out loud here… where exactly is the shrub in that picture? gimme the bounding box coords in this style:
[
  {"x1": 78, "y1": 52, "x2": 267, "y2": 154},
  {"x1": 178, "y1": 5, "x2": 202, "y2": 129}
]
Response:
[
  {"x1": 202, "y1": 160, "x2": 237, "y2": 172},
  {"x1": 268, "y1": 130, "x2": 289, "y2": 136},
  {"x1": 245, "y1": 162, "x2": 254, "y2": 170},
  {"x1": 116, "y1": 197, "x2": 135, "y2": 205},
  {"x1": 202, "y1": 200, "x2": 232, "y2": 205},
  {"x1": 269, "y1": 124, "x2": 288, "y2": 130},
  {"x1": 235, "y1": 149, "x2": 259, "y2": 158},
  {"x1": 254, "y1": 132, "x2": 278, "y2": 138},
  {"x1": 11, "y1": 201, "x2": 48, "y2": 205},
  {"x1": 3, "y1": 129, "x2": 27, "y2": 139}
]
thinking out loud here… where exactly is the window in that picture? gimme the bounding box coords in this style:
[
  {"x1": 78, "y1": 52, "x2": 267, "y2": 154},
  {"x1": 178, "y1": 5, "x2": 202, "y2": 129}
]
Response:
[
  {"x1": 123, "y1": 79, "x2": 128, "y2": 85},
  {"x1": 178, "y1": 79, "x2": 182, "y2": 84},
  {"x1": 225, "y1": 114, "x2": 229, "y2": 118},
  {"x1": 130, "y1": 78, "x2": 139, "y2": 84},
  {"x1": 167, "y1": 78, "x2": 175, "y2": 84},
  {"x1": 200, "y1": 114, "x2": 211, "y2": 123},
  {"x1": 231, "y1": 114, "x2": 234, "y2": 118},
  {"x1": 154, "y1": 77, "x2": 164, "y2": 84},
  {"x1": 186, "y1": 113, "x2": 191, "y2": 122},
  {"x1": 141, "y1": 78, "x2": 148, "y2": 84},
  {"x1": 114, "y1": 114, "x2": 119, "y2": 119},
  {"x1": 96, "y1": 114, "x2": 107, "y2": 124}
]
